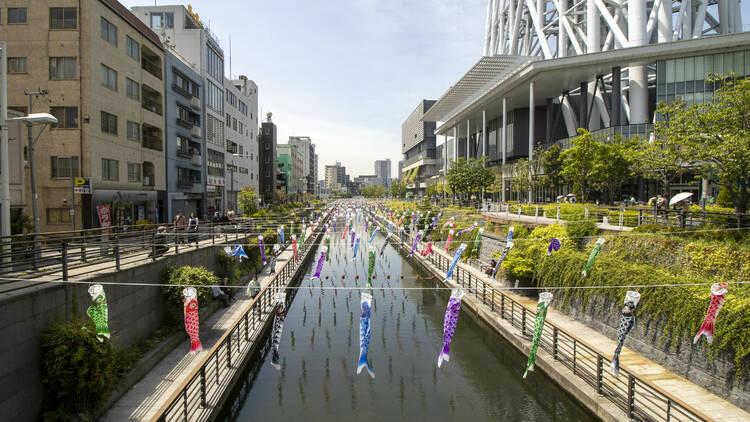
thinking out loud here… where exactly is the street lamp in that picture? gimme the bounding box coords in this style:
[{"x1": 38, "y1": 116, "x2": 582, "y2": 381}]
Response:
[{"x1": 7, "y1": 113, "x2": 57, "y2": 259}]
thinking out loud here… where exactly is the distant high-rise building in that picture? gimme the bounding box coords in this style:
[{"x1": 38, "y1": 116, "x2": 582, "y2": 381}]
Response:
[
  {"x1": 324, "y1": 162, "x2": 347, "y2": 191},
  {"x1": 259, "y1": 113, "x2": 277, "y2": 203},
  {"x1": 374, "y1": 159, "x2": 391, "y2": 186}
]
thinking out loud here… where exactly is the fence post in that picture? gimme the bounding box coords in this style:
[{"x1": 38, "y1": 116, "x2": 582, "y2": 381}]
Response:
[
  {"x1": 81, "y1": 232, "x2": 87, "y2": 263},
  {"x1": 152, "y1": 232, "x2": 157, "y2": 261},
  {"x1": 552, "y1": 327, "x2": 558, "y2": 360},
  {"x1": 638, "y1": 209, "x2": 643, "y2": 226},
  {"x1": 491, "y1": 289, "x2": 494, "y2": 311},
  {"x1": 482, "y1": 283, "x2": 486, "y2": 304},
  {"x1": 573, "y1": 340, "x2": 577, "y2": 374},
  {"x1": 534, "y1": 205, "x2": 539, "y2": 220},
  {"x1": 227, "y1": 335, "x2": 232, "y2": 368},
  {"x1": 245, "y1": 313, "x2": 249, "y2": 341},
  {"x1": 619, "y1": 209, "x2": 624, "y2": 228},
  {"x1": 628, "y1": 375, "x2": 635, "y2": 418},
  {"x1": 61, "y1": 243, "x2": 68, "y2": 281},
  {"x1": 200, "y1": 366, "x2": 207, "y2": 407},
  {"x1": 115, "y1": 235, "x2": 120, "y2": 270},
  {"x1": 521, "y1": 307, "x2": 526, "y2": 336},
  {"x1": 596, "y1": 355, "x2": 603, "y2": 394}
]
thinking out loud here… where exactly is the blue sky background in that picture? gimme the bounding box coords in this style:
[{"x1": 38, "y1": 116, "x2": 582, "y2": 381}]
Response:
[{"x1": 124, "y1": 0, "x2": 749, "y2": 178}]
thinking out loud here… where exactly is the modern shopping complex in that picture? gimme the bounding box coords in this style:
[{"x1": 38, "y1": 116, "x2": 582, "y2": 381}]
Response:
[{"x1": 402, "y1": 0, "x2": 750, "y2": 202}]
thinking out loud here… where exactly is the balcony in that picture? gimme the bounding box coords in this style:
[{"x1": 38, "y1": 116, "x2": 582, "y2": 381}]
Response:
[
  {"x1": 177, "y1": 179, "x2": 193, "y2": 189},
  {"x1": 191, "y1": 154, "x2": 201, "y2": 166},
  {"x1": 141, "y1": 47, "x2": 162, "y2": 80},
  {"x1": 142, "y1": 124, "x2": 163, "y2": 151},
  {"x1": 142, "y1": 85, "x2": 163, "y2": 116},
  {"x1": 143, "y1": 162, "x2": 155, "y2": 187},
  {"x1": 177, "y1": 117, "x2": 193, "y2": 129},
  {"x1": 176, "y1": 148, "x2": 192, "y2": 159},
  {"x1": 190, "y1": 96, "x2": 200, "y2": 109}
]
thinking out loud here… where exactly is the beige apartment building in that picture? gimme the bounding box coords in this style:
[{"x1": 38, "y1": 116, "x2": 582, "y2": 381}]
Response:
[{"x1": 0, "y1": 0, "x2": 166, "y2": 231}]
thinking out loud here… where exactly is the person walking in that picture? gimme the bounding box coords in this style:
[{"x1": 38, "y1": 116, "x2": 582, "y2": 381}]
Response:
[
  {"x1": 187, "y1": 212, "x2": 199, "y2": 246},
  {"x1": 173, "y1": 211, "x2": 187, "y2": 244}
]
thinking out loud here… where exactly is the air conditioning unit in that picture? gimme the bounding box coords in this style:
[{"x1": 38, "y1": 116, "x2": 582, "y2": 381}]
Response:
[
  {"x1": 190, "y1": 96, "x2": 200, "y2": 109},
  {"x1": 190, "y1": 125, "x2": 201, "y2": 138}
]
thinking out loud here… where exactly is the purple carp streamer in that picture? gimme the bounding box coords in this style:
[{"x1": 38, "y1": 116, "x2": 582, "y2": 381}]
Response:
[
  {"x1": 694, "y1": 282, "x2": 728, "y2": 345},
  {"x1": 438, "y1": 288, "x2": 464, "y2": 368},
  {"x1": 358, "y1": 292, "x2": 375, "y2": 378},
  {"x1": 611, "y1": 291, "x2": 640, "y2": 378},
  {"x1": 523, "y1": 292, "x2": 553, "y2": 378},
  {"x1": 350, "y1": 229, "x2": 356, "y2": 248},
  {"x1": 409, "y1": 230, "x2": 424, "y2": 256},
  {"x1": 312, "y1": 251, "x2": 326, "y2": 280},
  {"x1": 547, "y1": 238, "x2": 561, "y2": 256},
  {"x1": 445, "y1": 243, "x2": 467, "y2": 280},
  {"x1": 455, "y1": 222, "x2": 478, "y2": 236},
  {"x1": 258, "y1": 235, "x2": 266, "y2": 265}
]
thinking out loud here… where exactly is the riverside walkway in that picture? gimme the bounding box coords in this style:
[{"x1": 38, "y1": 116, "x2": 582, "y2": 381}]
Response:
[
  {"x1": 382, "y1": 216, "x2": 748, "y2": 422},
  {"x1": 483, "y1": 209, "x2": 633, "y2": 232},
  {"x1": 102, "y1": 224, "x2": 320, "y2": 421}
]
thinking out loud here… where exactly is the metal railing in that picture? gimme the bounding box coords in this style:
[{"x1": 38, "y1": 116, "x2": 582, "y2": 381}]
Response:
[
  {"x1": 152, "y1": 212, "x2": 328, "y2": 422},
  {"x1": 387, "y1": 219, "x2": 709, "y2": 422},
  {"x1": 0, "y1": 212, "x2": 313, "y2": 289}
]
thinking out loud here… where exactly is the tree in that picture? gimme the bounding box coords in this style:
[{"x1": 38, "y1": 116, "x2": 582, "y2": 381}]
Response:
[
  {"x1": 390, "y1": 182, "x2": 407, "y2": 198},
  {"x1": 592, "y1": 141, "x2": 633, "y2": 204},
  {"x1": 560, "y1": 129, "x2": 600, "y2": 203},
  {"x1": 630, "y1": 130, "x2": 686, "y2": 198},
  {"x1": 273, "y1": 189, "x2": 287, "y2": 204},
  {"x1": 654, "y1": 75, "x2": 750, "y2": 213},
  {"x1": 447, "y1": 158, "x2": 494, "y2": 199},
  {"x1": 447, "y1": 158, "x2": 470, "y2": 198},
  {"x1": 540, "y1": 143, "x2": 564, "y2": 194},
  {"x1": 361, "y1": 185, "x2": 387, "y2": 197},
  {"x1": 510, "y1": 159, "x2": 532, "y2": 202},
  {"x1": 237, "y1": 186, "x2": 258, "y2": 216}
]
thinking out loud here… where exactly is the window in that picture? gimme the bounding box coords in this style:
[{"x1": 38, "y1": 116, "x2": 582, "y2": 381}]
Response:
[
  {"x1": 174, "y1": 72, "x2": 199, "y2": 97},
  {"x1": 126, "y1": 121, "x2": 140, "y2": 141},
  {"x1": 206, "y1": 81, "x2": 223, "y2": 112},
  {"x1": 51, "y1": 156, "x2": 79, "y2": 178},
  {"x1": 226, "y1": 113, "x2": 231, "y2": 127},
  {"x1": 50, "y1": 107, "x2": 78, "y2": 129},
  {"x1": 239, "y1": 101, "x2": 247, "y2": 116},
  {"x1": 100, "y1": 18, "x2": 117, "y2": 46},
  {"x1": 101, "y1": 111, "x2": 117, "y2": 135},
  {"x1": 50, "y1": 7, "x2": 77, "y2": 30},
  {"x1": 226, "y1": 89, "x2": 237, "y2": 107},
  {"x1": 232, "y1": 118, "x2": 237, "y2": 131},
  {"x1": 49, "y1": 57, "x2": 77, "y2": 79},
  {"x1": 150, "y1": 12, "x2": 173, "y2": 29},
  {"x1": 8, "y1": 57, "x2": 27, "y2": 73},
  {"x1": 8, "y1": 8, "x2": 27, "y2": 24},
  {"x1": 126, "y1": 36, "x2": 140, "y2": 61},
  {"x1": 206, "y1": 45, "x2": 223, "y2": 80},
  {"x1": 206, "y1": 114, "x2": 224, "y2": 147},
  {"x1": 101, "y1": 64, "x2": 117, "y2": 90},
  {"x1": 125, "y1": 78, "x2": 140, "y2": 101},
  {"x1": 238, "y1": 122, "x2": 243, "y2": 134},
  {"x1": 127, "y1": 163, "x2": 141, "y2": 182},
  {"x1": 102, "y1": 159, "x2": 119, "y2": 181},
  {"x1": 238, "y1": 145, "x2": 243, "y2": 155},
  {"x1": 46, "y1": 208, "x2": 71, "y2": 224}
]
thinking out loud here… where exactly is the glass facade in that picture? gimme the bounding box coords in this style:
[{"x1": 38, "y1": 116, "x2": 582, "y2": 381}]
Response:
[{"x1": 657, "y1": 49, "x2": 750, "y2": 105}]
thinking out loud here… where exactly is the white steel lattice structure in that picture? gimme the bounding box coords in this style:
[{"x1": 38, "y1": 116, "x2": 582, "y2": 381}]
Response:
[{"x1": 482, "y1": 0, "x2": 743, "y2": 124}]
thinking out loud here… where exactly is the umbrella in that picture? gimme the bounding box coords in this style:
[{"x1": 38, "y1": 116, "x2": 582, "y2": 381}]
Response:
[
  {"x1": 669, "y1": 192, "x2": 693, "y2": 206},
  {"x1": 556, "y1": 195, "x2": 564, "y2": 202}
]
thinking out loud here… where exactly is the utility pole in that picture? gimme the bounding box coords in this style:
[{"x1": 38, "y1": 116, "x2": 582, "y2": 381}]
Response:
[
  {"x1": 1, "y1": 42, "x2": 9, "y2": 260},
  {"x1": 24, "y1": 89, "x2": 49, "y2": 254}
]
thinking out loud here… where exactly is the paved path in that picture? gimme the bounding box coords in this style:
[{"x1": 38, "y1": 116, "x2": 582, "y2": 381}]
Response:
[
  {"x1": 101, "y1": 234, "x2": 303, "y2": 421},
  {"x1": 483, "y1": 211, "x2": 633, "y2": 232}
]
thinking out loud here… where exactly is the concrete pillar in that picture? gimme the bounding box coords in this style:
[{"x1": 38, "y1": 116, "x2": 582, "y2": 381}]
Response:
[
  {"x1": 466, "y1": 119, "x2": 471, "y2": 160},
  {"x1": 502, "y1": 97, "x2": 507, "y2": 202},
  {"x1": 482, "y1": 109, "x2": 487, "y2": 163},
  {"x1": 453, "y1": 126, "x2": 458, "y2": 163},
  {"x1": 587, "y1": 0, "x2": 600, "y2": 54},
  {"x1": 657, "y1": 0, "x2": 673, "y2": 42},
  {"x1": 545, "y1": 98, "x2": 553, "y2": 142},
  {"x1": 558, "y1": 0, "x2": 567, "y2": 57},
  {"x1": 629, "y1": 0, "x2": 648, "y2": 124},
  {"x1": 529, "y1": 81, "x2": 535, "y2": 202},
  {"x1": 612, "y1": 67, "x2": 622, "y2": 126}
]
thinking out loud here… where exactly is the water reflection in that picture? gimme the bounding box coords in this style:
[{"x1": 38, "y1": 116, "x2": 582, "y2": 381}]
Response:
[{"x1": 220, "y1": 217, "x2": 596, "y2": 421}]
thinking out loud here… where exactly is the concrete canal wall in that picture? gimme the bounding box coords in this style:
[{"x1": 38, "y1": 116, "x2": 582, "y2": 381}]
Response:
[{"x1": 0, "y1": 242, "x2": 234, "y2": 422}]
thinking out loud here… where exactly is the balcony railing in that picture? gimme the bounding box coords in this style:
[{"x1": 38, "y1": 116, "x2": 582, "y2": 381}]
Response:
[
  {"x1": 176, "y1": 148, "x2": 192, "y2": 159},
  {"x1": 142, "y1": 97, "x2": 163, "y2": 116},
  {"x1": 142, "y1": 57, "x2": 162, "y2": 79},
  {"x1": 143, "y1": 175, "x2": 154, "y2": 187},
  {"x1": 143, "y1": 135, "x2": 163, "y2": 151}
]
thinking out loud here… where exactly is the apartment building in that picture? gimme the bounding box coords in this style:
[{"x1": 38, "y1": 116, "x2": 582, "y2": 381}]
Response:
[
  {"x1": 131, "y1": 4, "x2": 226, "y2": 215},
  {"x1": 1, "y1": 0, "x2": 167, "y2": 230},
  {"x1": 258, "y1": 113, "x2": 277, "y2": 203},
  {"x1": 224, "y1": 75, "x2": 257, "y2": 211},
  {"x1": 277, "y1": 143, "x2": 304, "y2": 200},
  {"x1": 288, "y1": 136, "x2": 318, "y2": 195},
  {"x1": 162, "y1": 50, "x2": 203, "y2": 219}
]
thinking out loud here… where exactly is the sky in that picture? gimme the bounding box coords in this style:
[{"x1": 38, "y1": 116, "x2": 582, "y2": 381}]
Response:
[{"x1": 123, "y1": 1, "x2": 750, "y2": 180}]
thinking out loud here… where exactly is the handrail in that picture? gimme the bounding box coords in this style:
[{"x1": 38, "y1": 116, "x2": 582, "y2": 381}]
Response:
[
  {"x1": 151, "y1": 210, "x2": 330, "y2": 422},
  {"x1": 379, "y1": 214, "x2": 711, "y2": 422}
]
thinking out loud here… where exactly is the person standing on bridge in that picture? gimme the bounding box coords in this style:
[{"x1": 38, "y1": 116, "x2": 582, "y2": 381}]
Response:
[
  {"x1": 173, "y1": 211, "x2": 188, "y2": 245},
  {"x1": 187, "y1": 212, "x2": 199, "y2": 246}
]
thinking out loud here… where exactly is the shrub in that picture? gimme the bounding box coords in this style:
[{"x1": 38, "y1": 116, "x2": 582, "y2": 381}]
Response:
[
  {"x1": 162, "y1": 265, "x2": 218, "y2": 311},
  {"x1": 41, "y1": 318, "x2": 116, "y2": 416},
  {"x1": 501, "y1": 252, "x2": 535, "y2": 283},
  {"x1": 565, "y1": 219, "x2": 599, "y2": 249}
]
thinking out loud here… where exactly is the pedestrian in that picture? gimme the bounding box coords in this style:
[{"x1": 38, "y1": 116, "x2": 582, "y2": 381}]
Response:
[
  {"x1": 212, "y1": 283, "x2": 231, "y2": 307},
  {"x1": 221, "y1": 278, "x2": 236, "y2": 302},
  {"x1": 187, "y1": 212, "x2": 199, "y2": 246},
  {"x1": 173, "y1": 211, "x2": 187, "y2": 244},
  {"x1": 485, "y1": 259, "x2": 497, "y2": 277}
]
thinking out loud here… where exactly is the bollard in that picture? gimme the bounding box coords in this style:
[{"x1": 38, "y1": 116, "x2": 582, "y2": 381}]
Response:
[
  {"x1": 556, "y1": 206, "x2": 560, "y2": 222},
  {"x1": 619, "y1": 209, "x2": 624, "y2": 228},
  {"x1": 535, "y1": 205, "x2": 539, "y2": 220},
  {"x1": 584, "y1": 207, "x2": 589, "y2": 219}
]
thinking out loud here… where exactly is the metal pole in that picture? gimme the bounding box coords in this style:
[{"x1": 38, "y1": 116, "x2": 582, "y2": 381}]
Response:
[
  {"x1": 0, "y1": 43, "x2": 9, "y2": 259},
  {"x1": 70, "y1": 160, "x2": 75, "y2": 231}
]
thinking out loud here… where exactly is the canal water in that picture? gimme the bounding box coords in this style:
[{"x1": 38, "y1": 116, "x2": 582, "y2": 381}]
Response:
[{"x1": 220, "y1": 221, "x2": 596, "y2": 421}]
